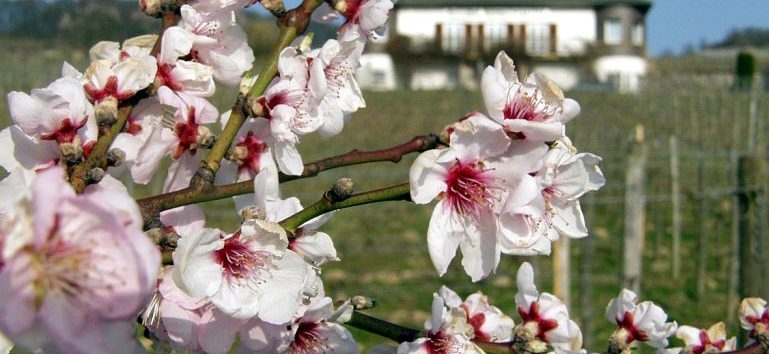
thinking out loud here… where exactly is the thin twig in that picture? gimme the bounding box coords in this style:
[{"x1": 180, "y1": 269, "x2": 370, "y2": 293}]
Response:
[{"x1": 136, "y1": 134, "x2": 438, "y2": 228}]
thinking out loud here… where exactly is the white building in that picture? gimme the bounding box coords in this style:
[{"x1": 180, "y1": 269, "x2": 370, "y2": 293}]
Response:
[{"x1": 358, "y1": 0, "x2": 652, "y2": 92}]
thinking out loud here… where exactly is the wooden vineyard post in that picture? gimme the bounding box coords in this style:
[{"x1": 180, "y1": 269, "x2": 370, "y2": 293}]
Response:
[
  {"x1": 553, "y1": 238, "x2": 571, "y2": 308},
  {"x1": 738, "y1": 155, "x2": 769, "y2": 300},
  {"x1": 623, "y1": 125, "x2": 648, "y2": 295},
  {"x1": 727, "y1": 151, "x2": 740, "y2": 330},
  {"x1": 696, "y1": 151, "x2": 708, "y2": 300},
  {"x1": 670, "y1": 135, "x2": 682, "y2": 279}
]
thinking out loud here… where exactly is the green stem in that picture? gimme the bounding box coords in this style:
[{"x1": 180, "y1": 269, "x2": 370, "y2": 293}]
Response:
[
  {"x1": 279, "y1": 183, "x2": 411, "y2": 234},
  {"x1": 203, "y1": 0, "x2": 324, "y2": 173}
]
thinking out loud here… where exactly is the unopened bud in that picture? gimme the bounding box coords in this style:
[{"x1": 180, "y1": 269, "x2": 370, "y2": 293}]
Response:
[
  {"x1": 351, "y1": 295, "x2": 376, "y2": 310},
  {"x1": 146, "y1": 228, "x2": 163, "y2": 244},
  {"x1": 239, "y1": 72, "x2": 258, "y2": 96},
  {"x1": 159, "y1": 231, "x2": 180, "y2": 250},
  {"x1": 241, "y1": 206, "x2": 266, "y2": 221},
  {"x1": 60, "y1": 142, "x2": 84, "y2": 165},
  {"x1": 331, "y1": 0, "x2": 348, "y2": 14},
  {"x1": 756, "y1": 322, "x2": 769, "y2": 349},
  {"x1": 86, "y1": 167, "x2": 105, "y2": 184},
  {"x1": 328, "y1": 177, "x2": 354, "y2": 202},
  {"x1": 261, "y1": 0, "x2": 286, "y2": 16},
  {"x1": 139, "y1": 0, "x2": 178, "y2": 17},
  {"x1": 607, "y1": 328, "x2": 632, "y2": 354},
  {"x1": 95, "y1": 97, "x2": 119, "y2": 126},
  {"x1": 196, "y1": 126, "x2": 216, "y2": 149},
  {"x1": 227, "y1": 146, "x2": 249, "y2": 163},
  {"x1": 298, "y1": 33, "x2": 315, "y2": 54},
  {"x1": 247, "y1": 96, "x2": 266, "y2": 118},
  {"x1": 107, "y1": 148, "x2": 126, "y2": 167},
  {"x1": 139, "y1": 0, "x2": 161, "y2": 17}
]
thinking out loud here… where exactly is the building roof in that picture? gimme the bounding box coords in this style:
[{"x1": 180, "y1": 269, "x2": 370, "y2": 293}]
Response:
[{"x1": 395, "y1": 0, "x2": 652, "y2": 9}]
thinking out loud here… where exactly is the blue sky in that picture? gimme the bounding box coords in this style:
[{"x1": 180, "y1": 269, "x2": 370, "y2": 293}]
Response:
[
  {"x1": 283, "y1": 0, "x2": 769, "y2": 57},
  {"x1": 647, "y1": 0, "x2": 769, "y2": 56}
]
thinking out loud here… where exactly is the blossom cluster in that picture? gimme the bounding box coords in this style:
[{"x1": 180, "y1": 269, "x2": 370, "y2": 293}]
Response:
[
  {"x1": 371, "y1": 263, "x2": 763, "y2": 354},
  {"x1": 0, "y1": 0, "x2": 393, "y2": 352},
  {"x1": 0, "y1": 1, "x2": 756, "y2": 354},
  {"x1": 410, "y1": 51, "x2": 606, "y2": 281}
]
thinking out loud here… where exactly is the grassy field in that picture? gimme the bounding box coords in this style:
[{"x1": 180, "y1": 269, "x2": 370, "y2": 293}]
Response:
[{"x1": 1, "y1": 41, "x2": 768, "y2": 353}]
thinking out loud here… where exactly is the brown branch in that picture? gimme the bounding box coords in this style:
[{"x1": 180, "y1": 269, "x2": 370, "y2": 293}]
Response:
[
  {"x1": 69, "y1": 105, "x2": 133, "y2": 193},
  {"x1": 136, "y1": 134, "x2": 439, "y2": 228}
]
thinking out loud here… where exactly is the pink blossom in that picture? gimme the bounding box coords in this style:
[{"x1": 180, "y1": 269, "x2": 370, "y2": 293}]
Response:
[
  {"x1": 410, "y1": 114, "x2": 546, "y2": 281},
  {"x1": 80, "y1": 57, "x2": 158, "y2": 103},
  {"x1": 481, "y1": 51, "x2": 580, "y2": 142},
  {"x1": 309, "y1": 39, "x2": 366, "y2": 136},
  {"x1": 130, "y1": 86, "x2": 219, "y2": 191},
  {"x1": 397, "y1": 293, "x2": 482, "y2": 354},
  {"x1": 89, "y1": 34, "x2": 157, "y2": 64},
  {"x1": 334, "y1": 0, "x2": 394, "y2": 41},
  {"x1": 144, "y1": 268, "x2": 242, "y2": 354},
  {"x1": 172, "y1": 220, "x2": 309, "y2": 324},
  {"x1": 7, "y1": 76, "x2": 95, "y2": 145},
  {"x1": 533, "y1": 139, "x2": 605, "y2": 239},
  {"x1": 605, "y1": 289, "x2": 677, "y2": 349},
  {"x1": 438, "y1": 286, "x2": 515, "y2": 342},
  {"x1": 0, "y1": 169, "x2": 160, "y2": 354},
  {"x1": 739, "y1": 297, "x2": 769, "y2": 337},
  {"x1": 240, "y1": 296, "x2": 358, "y2": 353},
  {"x1": 156, "y1": 26, "x2": 216, "y2": 97},
  {"x1": 515, "y1": 262, "x2": 582, "y2": 351},
  {"x1": 178, "y1": 5, "x2": 255, "y2": 86},
  {"x1": 676, "y1": 322, "x2": 736, "y2": 354}
]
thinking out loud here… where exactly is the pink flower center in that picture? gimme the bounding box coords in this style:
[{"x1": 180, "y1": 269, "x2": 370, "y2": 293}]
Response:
[
  {"x1": 503, "y1": 91, "x2": 548, "y2": 123},
  {"x1": 156, "y1": 63, "x2": 184, "y2": 92},
  {"x1": 84, "y1": 76, "x2": 134, "y2": 103},
  {"x1": 443, "y1": 160, "x2": 494, "y2": 219},
  {"x1": 38, "y1": 214, "x2": 124, "y2": 302},
  {"x1": 172, "y1": 107, "x2": 199, "y2": 159},
  {"x1": 258, "y1": 90, "x2": 301, "y2": 120},
  {"x1": 617, "y1": 312, "x2": 649, "y2": 343},
  {"x1": 40, "y1": 118, "x2": 87, "y2": 144},
  {"x1": 236, "y1": 132, "x2": 267, "y2": 175},
  {"x1": 424, "y1": 330, "x2": 456, "y2": 354},
  {"x1": 288, "y1": 322, "x2": 331, "y2": 354},
  {"x1": 746, "y1": 310, "x2": 769, "y2": 336},
  {"x1": 214, "y1": 233, "x2": 266, "y2": 279},
  {"x1": 519, "y1": 301, "x2": 559, "y2": 342},
  {"x1": 126, "y1": 114, "x2": 143, "y2": 135},
  {"x1": 461, "y1": 303, "x2": 490, "y2": 342},
  {"x1": 341, "y1": 0, "x2": 364, "y2": 24},
  {"x1": 691, "y1": 331, "x2": 726, "y2": 354}
]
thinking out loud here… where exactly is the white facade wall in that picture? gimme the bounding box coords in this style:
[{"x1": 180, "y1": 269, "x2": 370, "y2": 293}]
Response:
[
  {"x1": 395, "y1": 7, "x2": 597, "y2": 56},
  {"x1": 593, "y1": 55, "x2": 648, "y2": 93}
]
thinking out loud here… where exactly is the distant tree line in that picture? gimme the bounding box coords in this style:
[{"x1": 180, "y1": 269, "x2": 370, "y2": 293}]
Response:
[
  {"x1": 708, "y1": 27, "x2": 769, "y2": 49},
  {"x1": 0, "y1": 0, "x2": 157, "y2": 49}
]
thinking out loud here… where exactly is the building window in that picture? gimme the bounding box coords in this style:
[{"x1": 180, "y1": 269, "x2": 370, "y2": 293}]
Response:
[
  {"x1": 603, "y1": 18, "x2": 622, "y2": 44},
  {"x1": 485, "y1": 23, "x2": 507, "y2": 52},
  {"x1": 372, "y1": 71, "x2": 386, "y2": 86},
  {"x1": 632, "y1": 22, "x2": 644, "y2": 45},
  {"x1": 526, "y1": 24, "x2": 551, "y2": 56},
  {"x1": 442, "y1": 23, "x2": 464, "y2": 53}
]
